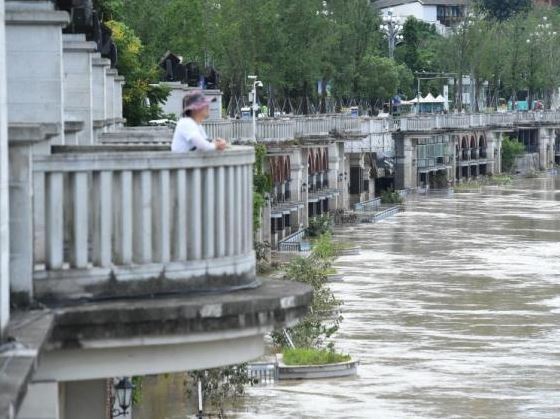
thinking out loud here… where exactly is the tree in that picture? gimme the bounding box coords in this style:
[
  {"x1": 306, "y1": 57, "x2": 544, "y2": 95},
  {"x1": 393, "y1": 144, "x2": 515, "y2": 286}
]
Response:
[
  {"x1": 106, "y1": 20, "x2": 169, "y2": 125},
  {"x1": 476, "y1": 0, "x2": 532, "y2": 21},
  {"x1": 396, "y1": 17, "x2": 440, "y2": 75}
]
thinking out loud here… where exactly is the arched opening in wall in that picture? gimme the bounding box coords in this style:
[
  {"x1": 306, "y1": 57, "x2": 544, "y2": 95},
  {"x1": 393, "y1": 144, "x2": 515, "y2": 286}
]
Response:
[
  {"x1": 314, "y1": 153, "x2": 321, "y2": 191},
  {"x1": 479, "y1": 136, "x2": 487, "y2": 159},
  {"x1": 461, "y1": 137, "x2": 468, "y2": 160},
  {"x1": 555, "y1": 129, "x2": 560, "y2": 165},
  {"x1": 322, "y1": 151, "x2": 329, "y2": 188},
  {"x1": 284, "y1": 158, "x2": 291, "y2": 200},
  {"x1": 470, "y1": 136, "x2": 477, "y2": 159},
  {"x1": 308, "y1": 151, "x2": 315, "y2": 192}
]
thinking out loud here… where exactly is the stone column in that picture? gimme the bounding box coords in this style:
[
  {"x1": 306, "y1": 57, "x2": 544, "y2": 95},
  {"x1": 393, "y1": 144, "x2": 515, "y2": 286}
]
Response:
[
  {"x1": 486, "y1": 130, "x2": 497, "y2": 175},
  {"x1": 394, "y1": 134, "x2": 415, "y2": 190},
  {"x1": 114, "y1": 75, "x2": 125, "y2": 127},
  {"x1": 328, "y1": 142, "x2": 340, "y2": 209},
  {"x1": 0, "y1": 0, "x2": 10, "y2": 334},
  {"x1": 5, "y1": 1, "x2": 69, "y2": 145},
  {"x1": 105, "y1": 68, "x2": 117, "y2": 132},
  {"x1": 342, "y1": 151, "x2": 350, "y2": 210},
  {"x1": 368, "y1": 165, "x2": 376, "y2": 199},
  {"x1": 17, "y1": 381, "x2": 60, "y2": 419},
  {"x1": 8, "y1": 125, "x2": 57, "y2": 305},
  {"x1": 92, "y1": 55, "x2": 109, "y2": 142},
  {"x1": 538, "y1": 128, "x2": 553, "y2": 170},
  {"x1": 302, "y1": 148, "x2": 310, "y2": 228},
  {"x1": 63, "y1": 34, "x2": 97, "y2": 145},
  {"x1": 288, "y1": 149, "x2": 304, "y2": 229}
]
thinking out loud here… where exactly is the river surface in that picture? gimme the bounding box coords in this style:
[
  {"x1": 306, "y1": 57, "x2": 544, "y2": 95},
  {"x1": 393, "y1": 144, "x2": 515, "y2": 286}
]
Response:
[{"x1": 137, "y1": 175, "x2": 560, "y2": 419}]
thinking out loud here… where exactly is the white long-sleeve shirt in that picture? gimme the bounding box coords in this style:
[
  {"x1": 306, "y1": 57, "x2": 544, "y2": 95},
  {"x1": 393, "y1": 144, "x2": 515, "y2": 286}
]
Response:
[{"x1": 171, "y1": 117, "x2": 216, "y2": 152}]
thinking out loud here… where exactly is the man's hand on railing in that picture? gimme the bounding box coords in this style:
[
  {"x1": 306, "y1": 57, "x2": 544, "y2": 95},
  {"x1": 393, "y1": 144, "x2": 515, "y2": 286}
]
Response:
[{"x1": 215, "y1": 138, "x2": 227, "y2": 151}]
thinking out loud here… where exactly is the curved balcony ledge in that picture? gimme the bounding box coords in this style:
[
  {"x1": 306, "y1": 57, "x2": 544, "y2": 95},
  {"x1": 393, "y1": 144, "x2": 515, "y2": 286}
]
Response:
[
  {"x1": 34, "y1": 253, "x2": 256, "y2": 302},
  {"x1": 33, "y1": 279, "x2": 313, "y2": 381},
  {"x1": 31, "y1": 147, "x2": 256, "y2": 303}
]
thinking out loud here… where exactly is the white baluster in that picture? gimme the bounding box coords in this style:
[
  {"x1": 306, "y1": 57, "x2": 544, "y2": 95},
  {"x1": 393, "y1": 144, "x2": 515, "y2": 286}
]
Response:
[
  {"x1": 187, "y1": 168, "x2": 202, "y2": 260},
  {"x1": 226, "y1": 166, "x2": 235, "y2": 256},
  {"x1": 235, "y1": 165, "x2": 243, "y2": 255},
  {"x1": 215, "y1": 166, "x2": 226, "y2": 258},
  {"x1": 154, "y1": 170, "x2": 171, "y2": 263},
  {"x1": 115, "y1": 170, "x2": 133, "y2": 265},
  {"x1": 46, "y1": 172, "x2": 64, "y2": 269},
  {"x1": 202, "y1": 167, "x2": 215, "y2": 259},
  {"x1": 71, "y1": 172, "x2": 89, "y2": 268},
  {"x1": 173, "y1": 169, "x2": 187, "y2": 261},
  {"x1": 246, "y1": 164, "x2": 253, "y2": 254},
  {"x1": 133, "y1": 170, "x2": 152, "y2": 263},
  {"x1": 93, "y1": 171, "x2": 112, "y2": 267},
  {"x1": 33, "y1": 172, "x2": 46, "y2": 265}
]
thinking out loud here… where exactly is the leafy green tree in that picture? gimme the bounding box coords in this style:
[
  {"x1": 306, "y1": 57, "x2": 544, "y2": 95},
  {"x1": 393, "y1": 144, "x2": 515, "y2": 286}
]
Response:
[
  {"x1": 501, "y1": 136, "x2": 526, "y2": 172},
  {"x1": 106, "y1": 20, "x2": 169, "y2": 125},
  {"x1": 396, "y1": 17, "x2": 440, "y2": 74},
  {"x1": 476, "y1": 0, "x2": 532, "y2": 21}
]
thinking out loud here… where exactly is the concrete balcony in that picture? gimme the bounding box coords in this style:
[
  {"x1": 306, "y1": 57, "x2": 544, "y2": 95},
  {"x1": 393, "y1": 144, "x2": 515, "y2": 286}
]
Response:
[
  {"x1": 31, "y1": 147, "x2": 256, "y2": 302},
  {"x1": 4, "y1": 145, "x2": 312, "y2": 418}
]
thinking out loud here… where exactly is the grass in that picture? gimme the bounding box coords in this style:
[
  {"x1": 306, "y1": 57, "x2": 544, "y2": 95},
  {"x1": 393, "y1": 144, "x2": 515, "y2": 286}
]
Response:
[
  {"x1": 454, "y1": 174, "x2": 513, "y2": 192},
  {"x1": 282, "y1": 348, "x2": 351, "y2": 366}
]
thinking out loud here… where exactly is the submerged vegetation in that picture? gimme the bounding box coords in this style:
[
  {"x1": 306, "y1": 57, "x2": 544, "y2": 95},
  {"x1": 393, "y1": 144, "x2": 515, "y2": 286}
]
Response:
[{"x1": 282, "y1": 347, "x2": 351, "y2": 366}]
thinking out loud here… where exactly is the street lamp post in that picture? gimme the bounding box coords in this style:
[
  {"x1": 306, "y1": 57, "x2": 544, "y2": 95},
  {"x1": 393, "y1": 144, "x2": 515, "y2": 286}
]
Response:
[
  {"x1": 248, "y1": 75, "x2": 263, "y2": 142},
  {"x1": 380, "y1": 9, "x2": 403, "y2": 59}
]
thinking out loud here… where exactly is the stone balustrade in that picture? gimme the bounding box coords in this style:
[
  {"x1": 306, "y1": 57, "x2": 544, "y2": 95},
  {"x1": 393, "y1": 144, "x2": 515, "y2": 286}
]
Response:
[
  {"x1": 31, "y1": 147, "x2": 255, "y2": 302},
  {"x1": 398, "y1": 111, "x2": 560, "y2": 132},
  {"x1": 95, "y1": 112, "x2": 560, "y2": 153}
]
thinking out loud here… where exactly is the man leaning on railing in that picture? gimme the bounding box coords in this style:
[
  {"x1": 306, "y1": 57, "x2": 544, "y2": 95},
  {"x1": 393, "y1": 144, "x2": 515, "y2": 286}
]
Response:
[{"x1": 171, "y1": 91, "x2": 227, "y2": 153}]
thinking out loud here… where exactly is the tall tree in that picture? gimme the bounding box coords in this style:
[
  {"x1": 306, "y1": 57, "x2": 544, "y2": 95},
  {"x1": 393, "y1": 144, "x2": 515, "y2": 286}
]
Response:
[{"x1": 476, "y1": 0, "x2": 532, "y2": 21}]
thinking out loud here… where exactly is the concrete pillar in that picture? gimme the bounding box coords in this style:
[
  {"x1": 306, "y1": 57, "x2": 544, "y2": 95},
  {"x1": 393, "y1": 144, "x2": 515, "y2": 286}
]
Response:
[
  {"x1": 328, "y1": 142, "x2": 340, "y2": 209},
  {"x1": 343, "y1": 152, "x2": 350, "y2": 210},
  {"x1": 63, "y1": 34, "x2": 97, "y2": 145},
  {"x1": 17, "y1": 382, "x2": 60, "y2": 419},
  {"x1": 61, "y1": 379, "x2": 109, "y2": 419},
  {"x1": 538, "y1": 128, "x2": 553, "y2": 170},
  {"x1": 92, "y1": 55, "x2": 109, "y2": 142},
  {"x1": 368, "y1": 167, "x2": 376, "y2": 198},
  {"x1": 394, "y1": 135, "x2": 415, "y2": 190},
  {"x1": 114, "y1": 75, "x2": 125, "y2": 126},
  {"x1": 486, "y1": 131, "x2": 497, "y2": 175},
  {"x1": 302, "y1": 148, "x2": 310, "y2": 228},
  {"x1": 105, "y1": 68, "x2": 117, "y2": 132},
  {"x1": 8, "y1": 125, "x2": 56, "y2": 304},
  {"x1": 5, "y1": 1, "x2": 69, "y2": 145},
  {"x1": 0, "y1": 0, "x2": 10, "y2": 335}
]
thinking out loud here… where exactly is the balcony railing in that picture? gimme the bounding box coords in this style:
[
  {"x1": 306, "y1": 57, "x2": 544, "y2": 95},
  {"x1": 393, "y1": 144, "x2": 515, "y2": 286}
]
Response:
[
  {"x1": 98, "y1": 112, "x2": 560, "y2": 148},
  {"x1": 398, "y1": 111, "x2": 560, "y2": 132},
  {"x1": 32, "y1": 147, "x2": 255, "y2": 301}
]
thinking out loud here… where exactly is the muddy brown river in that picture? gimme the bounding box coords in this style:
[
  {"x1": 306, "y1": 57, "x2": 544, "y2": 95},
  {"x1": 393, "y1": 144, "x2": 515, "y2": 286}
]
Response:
[{"x1": 136, "y1": 174, "x2": 560, "y2": 419}]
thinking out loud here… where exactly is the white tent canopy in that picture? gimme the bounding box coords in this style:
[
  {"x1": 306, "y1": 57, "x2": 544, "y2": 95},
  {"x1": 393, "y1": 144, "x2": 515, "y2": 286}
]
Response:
[{"x1": 401, "y1": 94, "x2": 446, "y2": 105}]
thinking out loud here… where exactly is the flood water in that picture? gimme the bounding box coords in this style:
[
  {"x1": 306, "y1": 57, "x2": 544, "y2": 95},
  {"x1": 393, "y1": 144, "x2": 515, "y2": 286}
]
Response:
[{"x1": 138, "y1": 175, "x2": 560, "y2": 419}]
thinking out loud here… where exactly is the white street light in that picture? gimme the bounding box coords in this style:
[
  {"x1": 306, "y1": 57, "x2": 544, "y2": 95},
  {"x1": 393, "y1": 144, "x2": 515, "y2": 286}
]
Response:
[
  {"x1": 380, "y1": 10, "x2": 403, "y2": 59},
  {"x1": 248, "y1": 75, "x2": 263, "y2": 142}
]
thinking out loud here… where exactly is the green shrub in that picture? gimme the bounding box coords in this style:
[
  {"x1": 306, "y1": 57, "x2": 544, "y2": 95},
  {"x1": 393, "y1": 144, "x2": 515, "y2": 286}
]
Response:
[
  {"x1": 311, "y1": 233, "x2": 336, "y2": 260},
  {"x1": 501, "y1": 136, "x2": 525, "y2": 173},
  {"x1": 488, "y1": 174, "x2": 512, "y2": 185},
  {"x1": 380, "y1": 189, "x2": 403, "y2": 204},
  {"x1": 273, "y1": 253, "x2": 342, "y2": 348},
  {"x1": 306, "y1": 214, "x2": 332, "y2": 237},
  {"x1": 282, "y1": 348, "x2": 351, "y2": 365}
]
